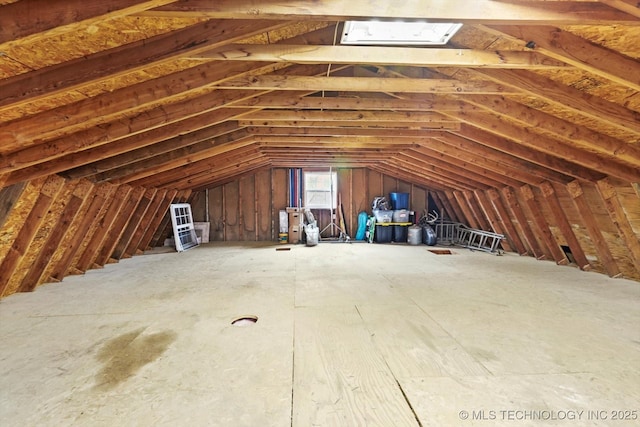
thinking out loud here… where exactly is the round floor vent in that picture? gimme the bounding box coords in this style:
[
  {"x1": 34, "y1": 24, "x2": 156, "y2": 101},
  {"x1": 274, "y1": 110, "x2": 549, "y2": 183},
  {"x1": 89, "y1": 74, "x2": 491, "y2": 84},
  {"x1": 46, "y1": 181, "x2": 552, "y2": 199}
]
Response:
[{"x1": 231, "y1": 315, "x2": 258, "y2": 326}]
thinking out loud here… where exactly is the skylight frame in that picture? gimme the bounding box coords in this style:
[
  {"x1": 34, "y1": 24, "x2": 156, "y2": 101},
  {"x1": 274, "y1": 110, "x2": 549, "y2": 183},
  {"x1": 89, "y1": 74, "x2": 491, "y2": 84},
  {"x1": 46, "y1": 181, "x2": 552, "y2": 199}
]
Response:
[{"x1": 340, "y1": 21, "x2": 463, "y2": 46}]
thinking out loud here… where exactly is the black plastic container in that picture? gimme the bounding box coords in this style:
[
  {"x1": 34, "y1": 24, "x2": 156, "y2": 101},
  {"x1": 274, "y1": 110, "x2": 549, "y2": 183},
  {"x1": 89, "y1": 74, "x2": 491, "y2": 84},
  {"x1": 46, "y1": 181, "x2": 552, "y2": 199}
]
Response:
[
  {"x1": 393, "y1": 225, "x2": 408, "y2": 243},
  {"x1": 375, "y1": 224, "x2": 392, "y2": 243}
]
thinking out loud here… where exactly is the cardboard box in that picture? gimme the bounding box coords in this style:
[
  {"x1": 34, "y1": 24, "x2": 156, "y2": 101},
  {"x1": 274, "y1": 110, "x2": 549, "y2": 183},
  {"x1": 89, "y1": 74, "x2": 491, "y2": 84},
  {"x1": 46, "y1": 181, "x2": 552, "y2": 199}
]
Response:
[
  {"x1": 288, "y1": 212, "x2": 302, "y2": 228},
  {"x1": 288, "y1": 225, "x2": 300, "y2": 244}
]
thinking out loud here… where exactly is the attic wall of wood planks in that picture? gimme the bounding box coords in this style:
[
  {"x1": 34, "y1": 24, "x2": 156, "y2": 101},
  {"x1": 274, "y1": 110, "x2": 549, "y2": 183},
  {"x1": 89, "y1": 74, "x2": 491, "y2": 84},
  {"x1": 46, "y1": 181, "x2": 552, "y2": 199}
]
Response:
[
  {"x1": 0, "y1": 169, "x2": 638, "y2": 300},
  {"x1": 188, "y1": 167, "x2": 639, "y2": 282},
  {"x1": 0, "y1": 176, "x2": 191, "y2": 299},
  {"x1": 188, "y1": 168, "x2": 434, "y2": 242}
]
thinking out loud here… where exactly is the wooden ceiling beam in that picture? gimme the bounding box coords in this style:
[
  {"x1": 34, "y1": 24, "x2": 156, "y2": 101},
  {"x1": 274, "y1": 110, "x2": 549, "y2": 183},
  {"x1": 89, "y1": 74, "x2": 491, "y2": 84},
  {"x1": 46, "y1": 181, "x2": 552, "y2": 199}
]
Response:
[
  {"x1": 1, "y1": 58, "x2": 351, "y2": 183},
  {"x1": 472, "y1": 69, "x2": 640, "y2": 136},
  {"x1": 257, "y1": 142, "x2": 416, "y2": 151},
  {"x1": 389, "y1": 155, "x2": 488, "y2": 190},
  {"x1": 232, "y1": 94, "x2": 464, "y2": 112},
  {"x1": 445, "y1": 111, "x2": 639, "y2": 182},
  {"x1": 0, "y1": 20, "x2": 287, "y2": 112},
  {"x1": 599, "y1": 0, "x2": 640, "y2": 18},
  {"x1": 127, "y1": 146, "x2": 265, "y2": 188},
  {"x1": 141, "y1": 0, "x2": 639, "y2": 25},
  {"x1": 0, "y1": 0, "x2": 177, "y2": 44},
  {"x1": 461, "y1": 95, "x2": 640, "y2": 168},
  {"x1": 141, "y1": 149, "x2": 270, "y2": 189},
  {"x1": 252, "y1": 135, "x2": 421, "y2": 147},
  {"x1": 400, "y1": 149, "x2": 508, "y2": 188},
  {"x1": 0, "y1": 61, "x2": 282, "y2": 152},
  {"x1": 452, "y1": 125, "x2": 606, "y2": 183},
  {"x1": 93, "y1": 129, "x2": 253, "y2": 184},
  {"x1": 368, "y1": 163, "x2": 458, "y2": 192},
  {"x1": 100, "y1": 134, "x2": 256, "y2": 185},
  {"x1": 0, "y1": 104, "x2": 257, "y2": 187},
  {"x1": 215, "y1": 75, "x2": 522, "y2": 94},
  {"x1": 408, "y1": 145, "x2": 524, "y2": 188},
  {"x1": 248, "y1": 127, "x2": 450, "y2": 138},
  {"x1": 483, "y1": 25, "x2": 640, "y2": 91},
  {"x1": 61, "y1": 121, "x2": 244, "y2": 180},
  {"x1": 196, "y1": 44, "x2": 566, "y2": 69},
  {"x1": 270, "y1": 159, "x2": 375, "y2": 166},
  {"x1": 242, "y1": 110, "x2": 455, "y2": 123},
  {"x1": 240, "y1": 120, "x2": 460, "y2": 130},
  {"x1": 264, "y1": 157, "x2": 385, "y2": 166},
  {"x1": 434, "y1": 133, "x2": 573, "y2": 184},
  {"x1": 261, "y1": 149, "x2": 390, "y2": 156}
]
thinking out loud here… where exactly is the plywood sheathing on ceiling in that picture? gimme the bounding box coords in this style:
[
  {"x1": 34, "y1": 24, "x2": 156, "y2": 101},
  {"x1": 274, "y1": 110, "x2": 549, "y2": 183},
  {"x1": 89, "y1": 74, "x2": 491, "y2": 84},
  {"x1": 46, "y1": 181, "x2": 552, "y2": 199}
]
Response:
[{"x1": 0, "y1": 0, "x2": 639, "y2": 298}]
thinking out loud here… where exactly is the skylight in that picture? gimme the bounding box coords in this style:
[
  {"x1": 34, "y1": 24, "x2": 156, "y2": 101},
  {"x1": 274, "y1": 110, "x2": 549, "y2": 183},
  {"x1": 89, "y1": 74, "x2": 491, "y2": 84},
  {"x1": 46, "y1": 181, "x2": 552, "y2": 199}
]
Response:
[{"x1": 340, "y1": 21, "x2": 463, "y2": 46}]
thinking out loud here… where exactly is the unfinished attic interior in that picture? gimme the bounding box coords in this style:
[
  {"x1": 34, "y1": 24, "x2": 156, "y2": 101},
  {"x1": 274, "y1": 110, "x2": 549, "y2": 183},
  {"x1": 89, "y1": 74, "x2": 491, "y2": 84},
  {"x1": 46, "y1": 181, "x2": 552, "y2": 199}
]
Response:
[{"x1": 1, "y1": 1, "x2": 640, "y2": 425}]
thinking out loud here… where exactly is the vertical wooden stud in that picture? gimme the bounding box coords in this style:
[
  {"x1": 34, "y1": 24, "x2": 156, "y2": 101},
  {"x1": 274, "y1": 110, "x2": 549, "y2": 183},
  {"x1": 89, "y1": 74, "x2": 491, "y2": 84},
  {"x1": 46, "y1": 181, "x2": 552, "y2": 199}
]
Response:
[
  {"x1": 112, "y1": 188, "x2": 157, "y2": 259},
  {"x1": 452, "y1": 191, "x2": 480, "y2": 229},
  {"x1": 0, "y1": 181, "x2": 27, "y2": 229},
  {"x1": 271, "y1": 168, "x2": 288, "y2": 241},
  {"x1": 443, "y1": 191, "x2": 466, "y2": 224},
  {"x1": 125, "y1": 188, "x2": 168, "y2": 256},
  {"x1": 239, "y1": 174, "x2": 256, "y2": 241},
  {"x1": 18, "y1": 180, "x2": 92, "y2": 292},
  {"x1": 49, "y1": 183, "x2": 116, "y2": 281},
  {"x1": 596, "y1": 178, "x2": 640, "y2": 272},
  {"x1": 432, "y1": 191, "x2": 456, "y2": 222},
  {"x1": 75, "y1": 185, "x2": 133, "y2": 272},
  {"x1": 539, "y1": 181, "x2": 591, "y2": 270},
  {"x1": 97, "y1": 186, "x2": 146, "y2": 265},
  {"x1": 473, "y1": 190, "x2": 513, "y2": 252},
  {"x1": 39, "y1": 180, "x2": 98, "y2": 282},
  {"x1": 256, "y1": 169, "x2": 272, "y2": 241},
  {"x1": 486, "y1": 188, "x2": 528, "y2": 255},
  {"x1": 567, "y1": 180, "x2": 621, "y2": 277},
  {"x1": 351, "y1": 168, "x2": 368, "y2": 215},
  {"x1": 502, "y1": 186, "x2": 546, "y2": 259},
  {"x1": 0, "y1": 177, "x2": 64, "y2": 297},
  {"x1": 464, "y1": 190, "x2": 491, "y2": 230},
  {"x1": 139, "y1": 189, "x2": 179, "y2": 250},
  {"x1": 520, "y1": 185, "x2": 568, "y2": 265},
  {"x1": 367, "y1": 169, "x2": 383, "y2": 202}
]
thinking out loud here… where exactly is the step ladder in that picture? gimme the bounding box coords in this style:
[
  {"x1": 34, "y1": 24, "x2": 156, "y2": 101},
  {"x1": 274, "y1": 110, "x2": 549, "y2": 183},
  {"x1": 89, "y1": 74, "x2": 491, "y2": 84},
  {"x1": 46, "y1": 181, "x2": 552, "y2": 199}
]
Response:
[{"x1": 433, "y1": 221, "x2": 504, "y2": 255}]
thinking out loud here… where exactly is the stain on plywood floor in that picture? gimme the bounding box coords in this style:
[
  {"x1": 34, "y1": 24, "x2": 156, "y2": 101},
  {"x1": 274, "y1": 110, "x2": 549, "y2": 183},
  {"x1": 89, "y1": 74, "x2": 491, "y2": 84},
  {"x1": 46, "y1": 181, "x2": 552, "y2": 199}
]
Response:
[{"x1": 94, "y1": 328, "x2": 177, "y2": 391}]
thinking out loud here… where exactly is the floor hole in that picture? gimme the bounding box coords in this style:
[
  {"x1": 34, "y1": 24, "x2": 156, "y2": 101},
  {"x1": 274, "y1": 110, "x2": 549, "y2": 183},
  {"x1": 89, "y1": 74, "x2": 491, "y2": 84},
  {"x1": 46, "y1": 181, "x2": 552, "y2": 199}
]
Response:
[
  {"x1": 428, "y1": 249, "x2": 452, "y2": 255},
  {"x1": 276, "y1": 247, "x2": 291, "y2": 251},
  {"x1": 231, "y1": 315, "x2": 258, "y2": 326}
]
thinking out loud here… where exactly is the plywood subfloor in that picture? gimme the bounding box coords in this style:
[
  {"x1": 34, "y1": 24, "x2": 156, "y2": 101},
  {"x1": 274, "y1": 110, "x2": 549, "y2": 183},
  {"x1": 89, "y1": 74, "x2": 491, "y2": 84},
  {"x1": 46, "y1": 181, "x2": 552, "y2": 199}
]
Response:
[{"x1": 1, "y1": 242, "x2": 639, "y2": 426}]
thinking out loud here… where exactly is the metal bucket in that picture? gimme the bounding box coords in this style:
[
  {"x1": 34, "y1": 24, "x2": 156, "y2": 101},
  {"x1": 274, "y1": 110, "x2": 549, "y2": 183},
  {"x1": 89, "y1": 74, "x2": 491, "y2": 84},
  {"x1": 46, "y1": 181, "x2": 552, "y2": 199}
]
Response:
[{"x1": 407, "y1": 225, "x2": 422, "y2": 245}]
